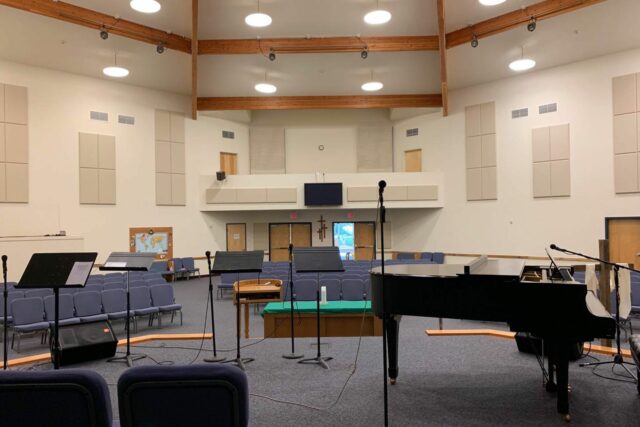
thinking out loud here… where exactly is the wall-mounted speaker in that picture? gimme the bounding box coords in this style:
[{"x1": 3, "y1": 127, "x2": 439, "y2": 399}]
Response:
[{"x1": 216, "y1": 171, "x2": 226, "y2": 181}]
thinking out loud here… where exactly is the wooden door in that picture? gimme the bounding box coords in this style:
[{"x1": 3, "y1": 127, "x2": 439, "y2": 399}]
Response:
[
  {"x1": 291, "y1": 223, "x2": 312, "y2": 248},
  {"x1": 220, "y1": 152, "x2": 238, "y2": 175},
  {"x1": 607, "y1": 218, "x2": 640, "y2": 267},
  {"x1": 354, "y1": 222, "x2": 375, "y2": 260},
  {"x1": 226, "y1": 223, "x2": 246, "y2": 252},
  {"x1": 269, "y1": 224, "x2": 291, "y2": 262},
  {"x1": 405, "y1": 149, "x2": 422, "y2": 172}
]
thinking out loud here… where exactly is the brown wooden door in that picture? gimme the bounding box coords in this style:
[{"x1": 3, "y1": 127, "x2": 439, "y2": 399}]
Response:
[
  {"x1": 608, "y1": 218, "x2": 640, "y2": 267},
  {"x1": 270, "y1": 224, "x2": 290, "y2": 262},
  {"x1": 354, "y1": 222, "x2": 375, "y2": 261},
  {"x1": 405, "y1": 149, "x2": 422, "y2": 172},
  {"x1": 226, "y1": 223, "x2": 246, "y2": 252},
  {"x1": 220, "y1": 152, "x2": 238, "y2": 175},
  {"x1": 291, "y1": 223, "x2": 312, "y2": 248}
]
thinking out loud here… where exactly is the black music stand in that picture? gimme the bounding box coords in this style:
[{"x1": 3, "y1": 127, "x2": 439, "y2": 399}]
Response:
[
  {"x1": 203, "y1": 251, "x2": 225, "y2": 363},
  {"x1": 17, "y1": 252, "x2": 97, "y2": 369},
  {"x1": 295, "y1": 247, "x2": 344, "y2": 370},
  {"x1": 283, "y1": 244, "x2": 303, "y2": 360},
  {"x1": 2, "y1": 255, "x2": 8, "y2": 370},
  {"x1": 213, "y1": 250, "x2": 264, "y2": 371},
  {"x1": 100, "y1": 252, "x2": 156, "y2": 367}
]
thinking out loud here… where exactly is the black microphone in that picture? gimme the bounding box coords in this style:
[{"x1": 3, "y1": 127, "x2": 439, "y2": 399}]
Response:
[
  {"x1": 288, "y1": 243, "x2": 293, "y2": 261},
  {"x1": 205, "y1": 251, "x2": 211, "y2": 270},
  {"x1": 1, "y1": 255, "x2": 6, "y2": 276},
  {"x1": 550, "y1": 244, "x2": 558, "y2": 251},
  {"x1": 378, "y1": 180, "x2": 387, "y2": 195}
]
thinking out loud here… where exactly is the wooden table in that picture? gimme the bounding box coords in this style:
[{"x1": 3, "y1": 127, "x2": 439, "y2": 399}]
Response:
[{"x1": 232, "y1": 279, "x2": 283, "y2": 338}]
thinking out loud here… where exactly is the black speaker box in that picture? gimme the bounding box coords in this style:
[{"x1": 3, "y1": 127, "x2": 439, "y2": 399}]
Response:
[
  {"x1": 515, "y1": 332, "x2": 583, "y2": 361},
  {"x1": 56, "y1": 320, "x2": 118, "y2": 366},
  {"x1": 216, "y1": 171, "x2": 226, "y2": 181}
]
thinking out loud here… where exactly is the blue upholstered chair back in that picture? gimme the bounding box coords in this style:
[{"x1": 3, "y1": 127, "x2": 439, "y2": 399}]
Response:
[
  {"x1": 130, "y1": 286, "x2": 153, "y2": 310},
  {"x1": 294, "y1": 279, "x2": 317, "y2": 301},
  {"x1": 74, "y1": 291, "x2": 103, "y2": 317},
  {"x1": 150, "y1": 284, "x2": 175, "y2": 306},
  {"x1": 102, "y1": 289, "x2": 127, "y2": 313},
  {"x1": 118, "y1": 364, "x2": 249, "y2": 427},
  {"x1": 0, "y1": 369, "x2": 113, "y2": 427},
  {"x1": 11, "y1": 297, "x2": 45, "y2": 325},
  {"x1": 44, "y1": 294, "x2": 76, "y2": 321}
]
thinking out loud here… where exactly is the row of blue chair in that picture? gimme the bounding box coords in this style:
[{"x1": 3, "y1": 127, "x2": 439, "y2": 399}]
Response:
[
  {"x1": 287, "y1": 278, "x2": 371, "y2": 301},
  {"x1": 2, "y1": 285, "x2": 181, "y2": 352},
  {"x1": 148, "y1": 258, "x2": 200, "y2": 281},
  {"x1": 0, "y1": 364, "x2": 249, "y2": 427}
]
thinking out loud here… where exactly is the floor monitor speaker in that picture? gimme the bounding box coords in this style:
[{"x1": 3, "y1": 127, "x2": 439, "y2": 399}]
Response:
[{"x1": 57, "y1": 320, "x2": 118, "y2": 366}]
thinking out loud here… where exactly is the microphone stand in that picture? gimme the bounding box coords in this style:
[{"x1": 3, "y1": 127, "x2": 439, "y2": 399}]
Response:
[
  {"x1": 379, "y1": 183, "x2": 389, "y2": 427},
  {"x1": 2, "y1": 255, "x2": 8, "y2": 370},
  {"x1": 551, "y1": 245, "x2": 638, "y2": 380},
  {"x1": 204, "y1": 251, "x2": 225, "y2": 363},
  {"x1": 283, "y1": 243, "x2": 303, "y2": 359}
]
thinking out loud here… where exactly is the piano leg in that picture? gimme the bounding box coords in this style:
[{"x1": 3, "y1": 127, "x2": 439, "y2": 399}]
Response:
[
  {"x1": 546, "y1": 341, "x2": 557, "y2": 392},
  {"x1": 555, "y1": 341, "x2": 571, "y2": 422},
  {"x1": 386, "y1": 315, "x2": 400, "y2": 384}
]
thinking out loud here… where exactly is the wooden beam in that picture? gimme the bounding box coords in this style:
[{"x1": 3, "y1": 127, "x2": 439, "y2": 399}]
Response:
[
  {"x1": 437, "y1": 0, "x2": 448, "y2": 117},
  {"x1": 0, "y1": 0, "x2": 191, "y2": 53},
  {"x1": 197, "y1": 94, "x2": 443, "y2": 111},
  {"x1": 198, "y1": 35, "x2": 439, "y2": 55},
  {"x1": 191, "y1": 0, "x2": 198, "y2": 120},
  {"x1": 446, "y1": 0, "x2": 607, "y2": 49}
]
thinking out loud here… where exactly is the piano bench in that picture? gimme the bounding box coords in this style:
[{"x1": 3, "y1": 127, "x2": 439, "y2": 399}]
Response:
[{"x1": 629, "y1": 335, "x2": 640, "y2": 394}]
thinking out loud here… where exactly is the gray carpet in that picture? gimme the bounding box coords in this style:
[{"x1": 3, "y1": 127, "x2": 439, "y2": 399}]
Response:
[{"x1": 6, "y1": 276, "x2": 640, "y2": 426}]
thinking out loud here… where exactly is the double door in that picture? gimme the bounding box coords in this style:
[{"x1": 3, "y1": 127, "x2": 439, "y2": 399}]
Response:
[{"x1": 269, "y1": 223, "x2": 312, "y2": 261}]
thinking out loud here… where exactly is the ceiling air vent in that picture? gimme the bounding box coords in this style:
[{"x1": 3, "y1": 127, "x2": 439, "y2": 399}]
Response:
[
  {"x1": 406, "y1": 128, "x2": 419, "y2": 137},
  {"x1": 90, "y1": 111, "x2": 108, "y2": 122},
  {"x1": 118, "y1": 115, "x2": 135, "y2": 125},
  {"x1": 539, "y1": 103, "x2": 558, "y2": 114},
  {"x1": 222, "y1": 130, "x2": 235, "y2": 139},
  {"x1": 511, "y1": 108, "x2": 528, "y2": 119}
]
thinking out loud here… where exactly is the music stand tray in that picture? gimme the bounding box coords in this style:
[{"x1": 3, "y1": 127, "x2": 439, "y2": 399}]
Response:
[
  {"x1": 17, "y1": 252, "x2": 98, "y2": 369},
  {"x1": 293, "y1": 247, "x2": 345, "y2": 369},
  {"x1": 100, "y1": 252, "x2": 156, "y2": 367},
  {"x1": 212, "y1": 250, "x2": 264, "y2": 371}
]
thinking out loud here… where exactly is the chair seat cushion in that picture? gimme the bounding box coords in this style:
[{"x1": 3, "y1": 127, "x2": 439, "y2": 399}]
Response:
[
  {"x1": 107, "y1": 311, "x2": 129, "y2": 320},
  {"x1": 158, "y1": 304, "x2": 182, "y2": 312},
  {"x1": 14, "y1": 321, "x2": 50, "y2": 332},
  {"x1": 49, "y1": 318, "x2": 81, "y2": 327},
  {"x1": 79, "y1": 314, "x2": 109, "y2": 323},
  {"x1": 218, "y1": 283, "x2": 233, "y2": 289},
  {"x1": 134, "y1": 307, "x2": 159, "y2": 316}
]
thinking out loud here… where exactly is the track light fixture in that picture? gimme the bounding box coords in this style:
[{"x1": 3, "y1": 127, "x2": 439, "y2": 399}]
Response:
[
  {"x1": 527, "y1": 17, "x2": 537, "y2": 32},
  {"x1": 361, "y1": 49, "x2": 369, "y2": 59},
  {"x1": 268, "y1": 50, "x2": 276, "y2": 61},
  {"x1": 156, "y1": 42, "x2": 165, "y2": 54},
  {"x1": 471, "y1": 34, "x2": 479, "y2": 48},
  {"x1": 100, "y1": 29, "x2": 109, "y2": 40}
]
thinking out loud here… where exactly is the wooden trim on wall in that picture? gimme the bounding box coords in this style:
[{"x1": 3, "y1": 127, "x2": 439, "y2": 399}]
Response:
[
  {"x1": 198, "y1": 94, "x2": 443, "y2": 111},
  {"x1": 437, "y1": 0, "x2": 448, "y2": 117},
  {"x1": 0, "y1": 0, "x2": 192, "y2": 53},
  {"x1": 191, "y1": 0, "x2": 198, "y2": 120}
]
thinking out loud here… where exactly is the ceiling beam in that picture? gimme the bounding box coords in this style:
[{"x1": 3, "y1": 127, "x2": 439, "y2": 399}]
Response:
[
  {"x1": 446, "y1": 0, "x2": 607, "y2": 49},
  {"x1": 198, "y1": 36, "x2": 439, "y2": 55},
  {"x1": 197, "y1": 94, "x2": 443, "y2": 111},
  {"x1": 437, "y1": 0, "x2": 448, "y2": 117},
  {"x1": 191, "y1": 0, "x2": 198, "y2": 120},
  {"x1": 0, "y1": 0, "x2": 192, "y2": 53}
]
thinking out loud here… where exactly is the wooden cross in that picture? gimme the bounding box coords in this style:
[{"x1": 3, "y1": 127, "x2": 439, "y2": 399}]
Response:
[{"x1": 317, "y1": 215, "x2": 328, "y2": 241}]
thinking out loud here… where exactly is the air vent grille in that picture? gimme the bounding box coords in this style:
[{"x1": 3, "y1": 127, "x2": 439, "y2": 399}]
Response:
[
  {"x1": 118, "y1": 115, "x2": 135, "y2": 125},
  {"x1": 222, "y1": 130, "x2": 235, "y2": 139},
  {"x1": 90, "y1": 111, "x2": 108, "y2": 122},
  {"x1": 406, "y1": 128, "x2": 419, "y2": 137},
  {"x1": 539, "y1": 103, "x2": 558, "y2": 114},
  {"x1": 511, "y1": 108, "x2": 529, "y2": 119}
]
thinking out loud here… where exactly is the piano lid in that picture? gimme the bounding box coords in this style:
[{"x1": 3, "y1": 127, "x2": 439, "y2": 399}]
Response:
[{"x1": 371, "y1": 258, "x2": 525, "y2": 280}]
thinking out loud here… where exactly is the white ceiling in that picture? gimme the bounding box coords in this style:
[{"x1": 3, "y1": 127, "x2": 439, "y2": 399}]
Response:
[{"x1": 0, "y1": 0, "x2": 639, "y2": 101}]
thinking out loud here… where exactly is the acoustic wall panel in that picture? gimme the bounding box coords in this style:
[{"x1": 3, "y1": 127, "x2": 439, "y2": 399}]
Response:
[
  {"x1": 236, "y1": 188, "x2": 267, "y2": 203},
  {"x1": 249, "y1": 127, "x2": 285, "y2": 174},
  {"x1": 206, "y1": 188, "x2": 236, "y2": 204},
  {"x1": 550, "y1": 160, "x2": 571, "y2": 197},
  {"x1": 356, "y1": 126, "x2": 393, "y2": 172},
  {"x1": 78, "y1": 132, "x2": 116, "y2": 205},
  {"x1": 531, "y1": 124, "x2": 571, "y2": 198},
  {"x1": 532, "y1": 162, "x2": 551, "y2": 198},
  {"x1": 1, "y1": 83, "x2": 28, "y2": 203},
  {"x1": 406, "y1": 185, "x2": 438, "y2": 201},
  {"x1": 549, "y1": 124, "x2": 570, "y2": 161},
  {"x1": 612, "y1": 73, "x2": 640, "y2": 194},
  {"x1": 465, "y1": 102, "x2": 496, "y2": 200},
  {"x1": 155, "y1": 110, "x2": 185, "y2": 205},
  {"x1": 532, "y1": 127, "x2": 550, "y2": 162},
  {"x1": 347, "y1": 186, "x2": 378, "y2": 202},
  {"x1": 383, "y1": 186, "x2": 408, "y2": 201},
  {"x1": 266, "y1": 188, "x2": 297, "y2": 203}
]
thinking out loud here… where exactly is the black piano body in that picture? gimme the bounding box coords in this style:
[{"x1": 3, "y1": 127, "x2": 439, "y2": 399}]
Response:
[{"x1": 370, "y1": 257, "x2": 616, "y2": 419}]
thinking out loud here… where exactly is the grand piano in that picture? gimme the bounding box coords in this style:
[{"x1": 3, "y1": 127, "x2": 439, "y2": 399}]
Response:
[{"x1": 370, "y1": 256, "x2": 616, "y2": 420}]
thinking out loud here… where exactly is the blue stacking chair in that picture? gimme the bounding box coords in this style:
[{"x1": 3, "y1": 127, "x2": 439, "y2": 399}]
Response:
[
  {"x1": 102, "y1": 289, "x2": 130, "y2": 325},
  {"x1": 11, "y1": 297, "x2": 49, "y2": 352},
  {"x1": 74, "y1": 291, "x2": 108, "y2": 323},
  {"x1": 218, "y1": 273, "x2": 235, "y2": 299},
  {"x1": 432, "y1": 252, "x2": 445, "y2": 264},
  {"x1": 342, "y1": 279, "x2": 365, "y2": 301},
  {"x1": 320, "y1": 278, "x2": 341, "y2": 301},
  {"x1": 24, "y1": 289, "x2": 53, "y2": 299},
  {"x1": 130, "y1": 286, "x2": 159, "y2": 332},
  {"x1": 150, "y1": 285, "x2": 183, "y2": 327},
  {"x1": 420, "y1": 252, "x2": 433, "y2": 261},
  {"x1": 104, "y1": 282, "x2": 126, "y2": 291},
  {"x1": 150, "y1": 261, "x2": 175, "y2": 281},
  {"x1": 0, "y1": 291, "x2": 23, "y2": 326},
  {"x1": 294, "y1": 279, "x2": 317, "y2": 301},
  {"x1": 181, "y1": 257, "x2": 200, "y2": 279},
  {"x1": 0, "y1": 369, "x2": 114, "y2": 427},
  {"x1": 118, "y1": 364, "x2": 249, "y2": 427},
  {"x1": 44, "y1": 294, "x2": 80, "y2": 327}
]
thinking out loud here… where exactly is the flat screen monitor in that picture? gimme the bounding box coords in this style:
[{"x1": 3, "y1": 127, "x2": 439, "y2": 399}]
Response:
[{"x1": 304, "y1": 183, "x2": 343, "y2": 206}]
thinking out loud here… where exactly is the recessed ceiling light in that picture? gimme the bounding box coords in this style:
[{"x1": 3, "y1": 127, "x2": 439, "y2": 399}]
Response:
[
  {"x1": 364, "y1": 9, "x2": 391, "y2": 25},
  {"x1": 479, "y1": 0, "x2": 506, "y2": 5},
  {"x1": 255, "y1": 83, "x2": 277, "y2": 94},
  {"x1": 130, "y1": 0, "x2": 161, "y2": 14},
  {"x1": 509, "y1": 58, "x2": 536, "y2": 72},
  {"x1": 361, "y1": 81, "x2": 383, "y2": 92},
  {"x1": 245, "y1": 12, "x2": 272, "y2": 27},
  {"x1": 103, "y1": 66, "x2": 130, "y2": 78}
]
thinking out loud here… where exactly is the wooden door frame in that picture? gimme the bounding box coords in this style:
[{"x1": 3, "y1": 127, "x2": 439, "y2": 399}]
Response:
[
  {"x1": 268, "y1": 222, "x2": 313, "y2": 261},
  {"x1": 226, "y1": 223, "x2": 247, "y2": 251},
  {"x1": 331, "y1": 221, "x2": 377, "y2": 260}
]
